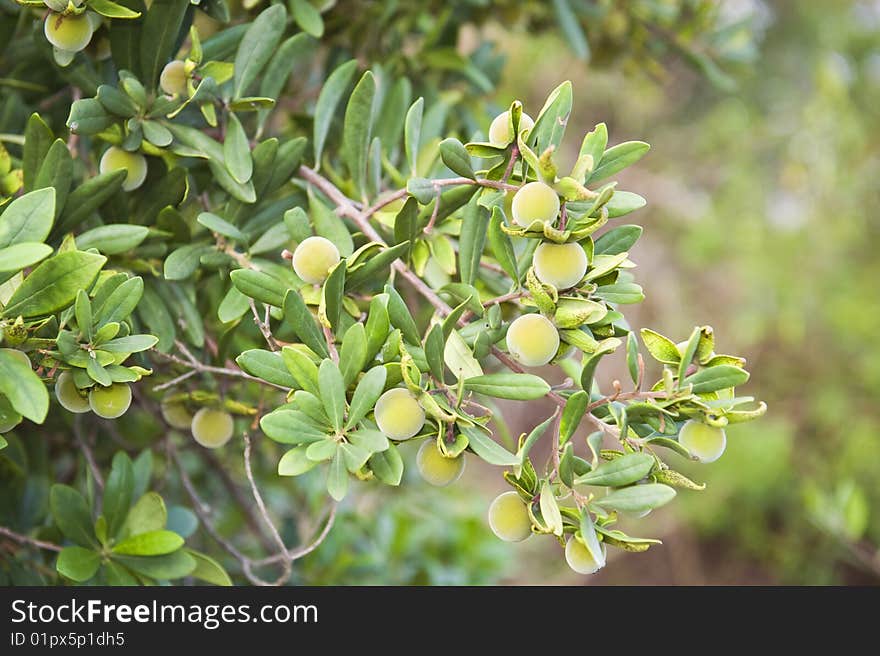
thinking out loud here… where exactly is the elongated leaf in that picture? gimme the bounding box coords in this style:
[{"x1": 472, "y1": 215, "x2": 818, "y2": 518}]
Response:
[
  {"x1": 459, "y1": 424, "x2": 519, "y2": 466},
  {"x1": 595, "y1": 225, "x2": 642, "y2": 255},
  {"x1": 282, "y1": 290, "x2": 328, "y2": 358},
  {"x1": 589, "y1": 141, "x2": 651, "y2": 183},
  {"x1": 112, "y1": 530, "x2": 183, "y2": 556},
  {"x1": 385, "y1": 283, "x2": 420, "y2": 345},
  {"x1": 339, "y1": 322, "x2": 367, "y2": 386},
  {"x1": 236, "y1": 349, "x2": 297, "y2": 388},
  {"x1": 369, "y1": 443, "x2": 404, "y2": 485},
  {"x1": 34, "y1": 140, "x2": 72, "y2": 218},
  {"x1": 579, "y1": 510, "x2": 606, "y2": 569},
  {"x1": 50, "y1": 485, "x2": 96, "y2": 548},
  {"x1": 76, "y1": 225, "x2": 149, "y2": 255},
  {"x1": 291, "y1": 0, "x2": 324, "y2": 37},
  {"x1": 233, "y1": 4, "x2": 286, "y2": 98},
  {"x1": 103, "y1": 452, "x2": 134, "y2": 539},
  {"x1": 341, "y1": 71, "x2": 376, "y2": 198},
  {"x1": 230, "y1": 268, "x2": 287, "y2": 307},
  {"x1": 684, "y1": 365, "x2": 750, "y2": 394},
  {"x1": 313, "y1": 59, "x2": 358, "y2": 165},
  {"x1": 574, "y1": 453, "x2": 654, "y2": 487},
  {"x1": 326, "y1": 452, "x2": 348, "y2": 501},
  {"x1": 346, "y1": 365, "x2": 386, "y2": 429},
  {"x1": 463, "y1": 373, "x2": 550, "y2": 400},
  {"x1": 55, "y1": 170, "x2": 126, "y2": 235},
  {"x1": 114, "y1": 550, "x2": 195, "y2": 580},
  {"x1": 530, "y1": 80, "x2": 572, "y2": 154},
  {"x1": 56, "y1": 546, "x2": 101, "y2": 582},
  {"x1": 188, "y1": 550, "x2": 232, "y2": 586},
  {"x1": 487, "y1": 206, "x2": 518, "y2": 282},
  {"x1": 404, "y1": 97, "x2": 424, "y2": 176},
  {"x1": 318, "y1": 359, "x2": 346, "y2": 432},
  {"x1": 3, "y1": 251, "x2": 106, "y2": 319},
  {"x1": 0, "y1": 188, "x2": 55, "y2": 248},
  {"x1": 552, "y1": 0, "x2": 590, "y2": 60},
  {"x1": 560, "y1": 390, "x2": 588, "y2": 445},
  {"x1": 23, "y1": 113, "x2": 53, "y2": 192},
  {"x1": 224, "y1": 113, "x2": 253, "y2": 184},
  {"x1": 593, "y1": 483, "x2": 676, "y2": 513},
  {"x1": 281, "y1": 346, "x2": 320, "y2": 396},
  {"x1": 458, "y1": 195, "x2": 489, "y2": 286},
  {"x1": 139, "y1": 0, "x2": 188, "y2": 89},
  {"x1": 0, "y1": 349, "x2": 48, "y2": 423},
  {"x1": 197, "y1": 212, "x2": 247, "y2": 243},
  {"x1": 540, "y1": 480, "x2": 564, "y2": 536},
  {"x1": 0, "y1": 243, "x2": 52, "y2": 272},
  {"x1": 439, "y1": 137, "x2": 475, "y2": 179}
]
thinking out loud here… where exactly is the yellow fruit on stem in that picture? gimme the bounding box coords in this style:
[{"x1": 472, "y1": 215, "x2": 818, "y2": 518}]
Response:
[
  {"x1": 56, "y1": 371, "x2": 90, "y2": 414},
  {"x1": 488, "y1": 491, "x2": 532, "y2": 542},
  {"x1": 565, "y1": 536, "x2": 605, "y2": 575},
  {"x1": 416, "y1": 440, "x2": 465, "y2": 487},
  {"x1": 291, "y1": 236, "x2": 341, "y2": 284},
  {"x1": 533, "y1": 242, "x2": 588, "y2": 290},
  {"x1": 190, "y1": 407, "x2": 234, "y2": 448},
  {"x1": 44, "y1": 12, "x2": 94, "y2": 53},
  {"x1": 506, "y1": 313, "x2": 559, "y2": 367},
  {"x1": 88, "y1": 383, "x2": 132, "y2": 419},
  {"x1": 488, "y1": 110, "x2": 534, "y2": 146},
  {"x1": 0, "y1": 395, "x2": 22, "y2": 433},
  {"x1": 678, "y1": 419, "x2": 726, "y2": 463},
  {"x1": 159, "y1": 60, "x2": 188, "y2": 96},
  {"x1": 161, "y1": 399, "x2": 194, "y2": 430},
  {"x1": 511, "y1": 181, "x2": 560, "y2": 227},
  {"x1": 99, "y1": 147, "x2": 148, "y2": 191},
  {"x1": 374, "y1": 388, "x2": 425, "y2": 440}
]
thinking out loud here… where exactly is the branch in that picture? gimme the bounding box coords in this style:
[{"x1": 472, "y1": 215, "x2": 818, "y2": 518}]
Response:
[
  {"x1": 0, "y1": 526, "x2": 62, "y2": 553},
  {"x1": 152, "y1": 343, "x2": 291, "y2": 392}
]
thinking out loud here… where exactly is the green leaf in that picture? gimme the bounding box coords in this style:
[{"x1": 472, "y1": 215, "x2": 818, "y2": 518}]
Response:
[
  {"x1": 290, "y1": 0, "x2": 324, "y2": 37},
  {"x1": 66, "y1": 99, "x2": 114, "y2": 135},
  {"x1": 595, "y1": 225, "x2": 642, "y2": 255},
  {"x1": 594, "y1": 282, "x2": 644, "y2": 304},
  {"x1": 443, "y1": 329, "x2": 483, "y2": 381},
  {"x1": 89, "y1": 0, "x2": 141, "y2": 19},
  {"x1": 346, "y1": 365, "x2": 386, "y2": 429},
  {"x1": 112, "y1": 529, "x2": 184, "y2": 556},
  {"x1": 593, "y1": 484, "x2": 676, "y2": 513},
  {"x1": 260, "y1": 409, "x2": 327, "y2": 444},
  {"x1": 404, "y1": 97, "x2": 424, "y2": 176},
  {"x1": 123, "y1": 492, "x2": 166, "y2": 537},
  {"x1": 574, "y1": 453, "x2": 654, "y2": 487},
  {"x1": 230, "y1": 268, "x2": 287, "y2": 307},
  {"x1": 313, "y1": 59, "x2": 358, "y2": 166},
  {"x1": 463, "y1": 373, "x2": 550, "y2": 400},
  {"x1": 346, "y1": 242, "x2": 409, "y2": 291},
  {"x1": 233, "y1": 5, "x2": 288, "y2": 96},
  {"x1": 606, "y1": 192, "x2": 647, "y2": 218},
  {"x1": 282, "y1": 290, "x2": 329, "y2": 358},
  {"x1": 348, "y1": 427, "x2": 388, "y2": 453},
  {"x1": 55, "y1": 170, "x2": 126, "y2": 235},
  {"x1": 439, "y1": 137, "x2": 475, "y2": 179},
  {"x1": 163, "y1": 243, "x2": 211, "y2": 281},
  {"x1": 393, "y1": 197, "x2": 419, "y2": 260},
  {"x1": 281, "y1": 346, "x2": 320, "y2": 396},
  {"x1": 318, "y1": 359, "x2": 346, "y2": 432},
  {"x1": 684, "y1": 365, "x2": 750, "y2": 394},
  {"x1": 339, "y1": 322, "x2": 367, "y2": 386},
  {"x1": 652, "y1": 468, "x2": 706, "y2": 491},
  {"x1": 326, "y1": 451, "x2": 348, "y2": 501},
  {"x1": 22, "y1": 113, "x2": 53, "y2": 192},
  {"x1": 487, "y1": 206, "x2": 518, "y2": 282},
  {"x1": 139, "y1": 0, "x2": 188, "y2": 88},
  {"x1": 141, "y1": 120, "x2": 172, "y2": 147},
  {"x1": 589, "y1": 141, "x2": 651, "y2": 183},
  {"x1": 552, "y1": 0, "x2": 590, "y2": 60},
  {"x1": 187, "y1": 550, "x2": 232, "y2": 586},
  {"x1": 341, "y1": 71, "x2": 376, "y2": 199},
  {"x1": 626, "y1": 332, "x2": 639, "y2": 384},
  {"x1": 560, "y1": 390, "x2": 588, "y2": 445},
  {"x1": 540, "y1": 480, "x2": 563, "y2": 536},
  {"x1": 259, "y1": 33, "x2": 315, "y2": 107},
  {"x1": 640, "y1": 328, "x2": 680, "y2": 365},
  {"x1": 530, "y1": 80, "x2": 572, "y2": 155},
  {"x1": 224, "y1": 113, "x2": 253, "y2": 184},
  {"x1": 0, "y1": 243, "x2": 52, "y2": 272},
  {"x1": 34, "y1": 140, "x2": 71, "y2": 219},
  {"x1": 114, "y1": 550, "x2": 195, "y2": 580},
  {"x1": 385, "y1": 283, "x2": 420, "y2": 345},
  {"x1": 677, "y1": 327, "x2": 701, "y2": 382},
  {"x1": 458, "y1": 195, "x2": 489, "y2": 287},
  {"x1": 98, "y1": 335, "x2": 158, "y2": 353},
  {"x1": 94, "y1": 276, "x2": 143, "y2": 327},
  {"x1": 56, "y1": 546, "x2": 101, "y2": 583},
  {"x1": 235, "y1": 349, "x2": 297, "y2": 388},
  {"x1": 0, "y1": 348, "x2": 49, "y2": 423},
  {"x1": 309, "y1": 190, "x2": 354, "y2": 255},
  {"x1": 578, "y1": 509, "x2": 606, "y2": 569},
  {"x1": 76, "y1": 225, "x2": 149, "y2": 255},
  {"x1": 369, "y1": 443, "x2": 403, "y2": 485},
  {"x1": 0, "y1": 188, "x2": 55, "y2": 249},
  {"x1": 103, "y1": 452, "x2": 134, "y2": 539},
  {"x1": 424, "y1": 323, "x2": 445, "y2": 382},
  {"x1": 319, "y1": 261, "x2": 346, "y2": 331},
  {"x1": 50, "y1": 485, "x2": 96, "y2": 548},
  {"x1": 277, "y1": 446, "x2": 318, "y2": 476},
  {"x1": 459, "y1": 424, "x2": 519, "y2": 466},
  {"x1": 198, "y1": 212, "x2": 247, "y2": 243}
]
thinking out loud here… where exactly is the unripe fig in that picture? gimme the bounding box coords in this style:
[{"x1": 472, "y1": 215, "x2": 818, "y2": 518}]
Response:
[
  {"x1": 533, "y1": 241, "x2": 588, "y2": 290},
  {"x1": 190, "y1": 407, "x2": 234, "y2": 448},
  {"x1": 44, "y1": 12, "x2": 94, "y2": 53},
  {"x1": 291, "y1": 236, "x2": 341, "y2": 285},
  {"x1": 488, "y1": 110, "x2": 534, "y2": 146},
  {"x1": 159, "y1": 60, "x2": 188, "y2": 96},
  {"x1": 55, "y1": 371, "x2": 90, "y2": 414},
  {"x1": 488, "y1": 491, "x2": 532, "y2": 542},
  {"x1": 0, "y1": 395, "x2": 22, "y2": 433},
  {"x1": 88, "y1": 383, "x2": 132, "y2": 419},
  {"x1": 374, "y1": 388, "x2": 425, "y2": 441},
  {"x1": 416, "y1": 439, "x2": 465, "y2": 487},
  {"x1": 99, "y1": 147, "x2": 148, "y2": 191},
  {"x1": 506, "y1": 313, "x2": 560, "y2": 367},
  {"x1": 161, "y1": 399, "x2": 193, "y2": 430},
  {"x1": 511, "y1": 181, "x2": 560, "y2": 227},
  {"x1": 565, "y1": 536, "x2": 605, "y2": 575},
  {"x1": 678, "y1": 419, "x2": 726, "y2": 463}
]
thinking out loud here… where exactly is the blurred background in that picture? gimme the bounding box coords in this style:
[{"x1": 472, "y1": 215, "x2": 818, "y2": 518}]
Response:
[{"x1": 280, "y1": 0, "x2": 879, "y2": 585}]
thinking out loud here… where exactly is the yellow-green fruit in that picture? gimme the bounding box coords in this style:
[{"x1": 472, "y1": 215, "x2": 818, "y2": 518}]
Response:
[
  {"x1": 511, "y1": 181, "x2": 560, "y2": 227},
  {"x1": 565, "y1": 536, "x2": 605, "y2": 575},
  {"x1": 159, "y1": 60, "x2": 188, "y2": 96},
  {"x1": 533, "y1": 242, "x2": 588, "y2": 290},
  {"x1": 506, "y1": 313, "x2": 559, "y2": 367},
  {"x1": 374, "y1": 388, "x2": 425, "y2": 440},
  {"x1": 88, "y1": 383, "x2": 132, "y2": 419},
  {"x1": 99, "y1": 147, "x2": 148, "y2": 192},
  {"x1": 488, "y1": 491, "x2": 532, "y2": 542},
  {"x1": 44, "y1": 12, "x2": 94, "y2": 53},
  {"x1": 488, "y1": 110, "x2": 534, "y2": 146},
  {"x1": 55, "y1": 371, "x2": 90, "y2": 414},
  {"x1": 0, "y1": 395, "x2": 22, "y2": 433},
  {"x1": 191, "y1": 407, "x2": 234, "y2": 448},
  {"x1": 291, "y1": 236, "x2": 340, "y2": 284},
  {"x1": 678, "y1": 419, "x2": 726, "y2": 463},
  {"x1": 416, "y1": 440, "x2": 465, "y2": 487},
  {"x1": 161, "y1": 400, "x2": 193, "y2": 430}
]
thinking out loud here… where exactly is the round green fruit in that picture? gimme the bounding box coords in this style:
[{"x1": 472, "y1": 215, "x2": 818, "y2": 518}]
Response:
[
  {"x1": 416, "y1": 440, "x2": 465, "y2": 487},
  {"x1": 565, "y1": 536, "x2": 605, "y2": 575},
  {"x1": 532, "y1": 241, "x2": 588, "y2": 290},
  {"x1": 44, "y1": 11, "x2": 94, "y2": 53},
  {"x1": 488, "y1": 491, "x2": 532, "y2": 542},
  {"x1": 0, "y1": 395, "x2": 22, "y2": 433},
  {"x1": 159, "y1": 60, "x2": 188, "y2": 96},
  {"x1": 88, "y1": 383, "x2": 132, "y2": 419},
  {"x1": 678, "y1": 419, "x2": 726, "y2": 463},
  {"x1": 374, "y1": 388, "x2": 425, "y2": 441},
  {"x1": 99, "y1": 147, "x2": 148, "y2": 192},
  {"x1": 511, "y1": 181, "x2": 560, "y2": 227},
  {"x1": 488, "y1": 110, "x2": 534, "y2": 146},
  {"x1": 161, "y1": 399, "x2": 194, "y2": 430},
  {"x1": 506, "y1": 313, "x2": 559, "y2": 367},
  {"x1": 291, "y1": 236, "x2": 341, "y2": 284},
  {"x1": 55, "y1": 371, "x2": 91, "y2": 414},
  {"x1": 191, "y1": 407, "x2": 234, "y2": 448}
]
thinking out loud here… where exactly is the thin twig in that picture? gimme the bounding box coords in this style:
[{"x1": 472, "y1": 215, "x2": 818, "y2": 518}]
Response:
[
  {"x1": 250, "y1": 300, "x2": 279, "y2": 351},
  {"x1": 0, "y1": 526, "x2": 62, "y2": 553},
  {"x1": 152, "y1": 344, "x2": 291, "y2": 392},
  {"x1": 73, "y1": 414, "x2": 104, "y2": 491}
]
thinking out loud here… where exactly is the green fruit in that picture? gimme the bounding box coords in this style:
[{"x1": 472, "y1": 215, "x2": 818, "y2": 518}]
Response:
[
  {"x1": 55, "y1": 371, "x2": 90, "y2": 414},
  {"x1": 506, "y1": 313, "x2": 559, "y2": 367},
  {"x1": 565, "y1": 536, "x2": 605, "y2": 575},
  {"x1": 416, "y1": 440, "x2": 465, "y2": 487},
  {"x1": 678, "y1": 419, "x2": 726, "y2": 463},
  {"x1": 159, "y1": 60, "x2": 188, "y2": 96},
  {"x1": 511, "y1": 181, "x2": 560, "y2": 227},
  {"x1": 44, "y1": 11, "x2": 94, "y2": 53},
  {"x1": 488, "y1": 491, "x2": 532, "y2": 542},
  {"x1": 3, "y1": 318, "x2": 27, "y2": 346},
  {"x1": 190, "y1": 407, "x2": 234, "y2": 448},
  {"x1": 99, "y1": 147, "x2": 148, "y2": 191},
  {"x1": 488, "y1": 110, "x2": 534, "y2": 146},
  {"x1": 88, "y1": 383, "x2": 132, "y2": 419},
  {"x1": 532, "y1": 242, "x2": 588, "y2": 290},
  {"x1": 291, "y1": 236, "x2": 340, "y2": 284},
  {"x1": 374, "y1": 388, "x2": 425, "y2": 440},
  {"x1": 0, "y1": 395, "x2": 22, "y2": 433},
  {"x1": 161, "y1": 399, "x2": 193, "y2": 430}
]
